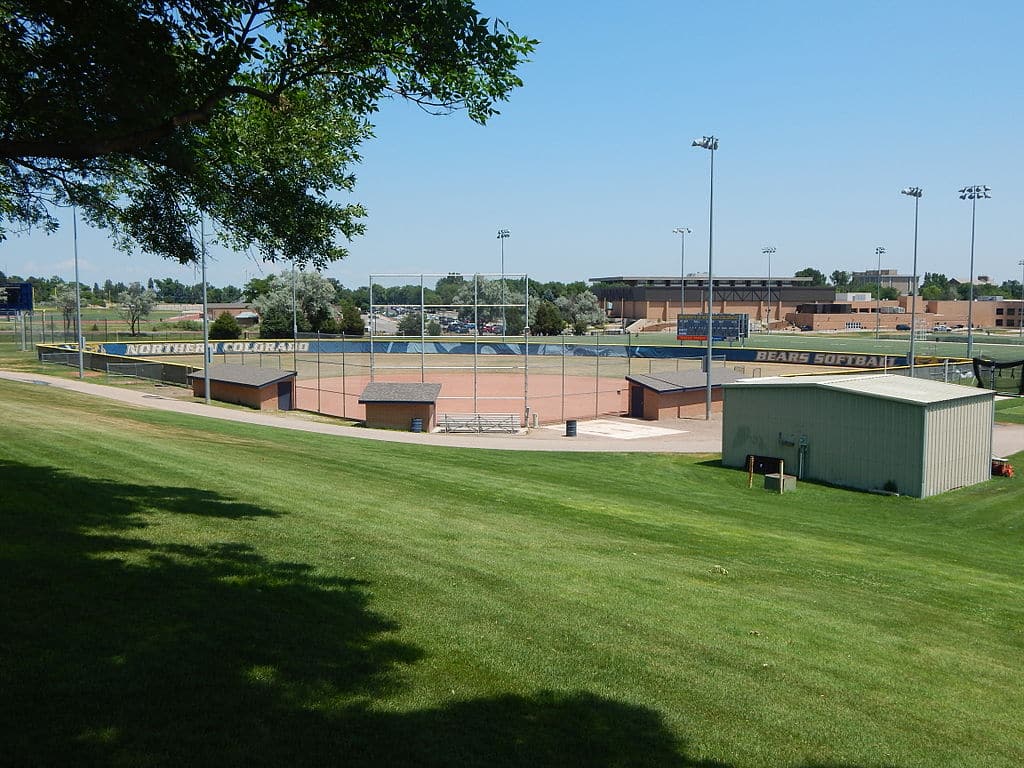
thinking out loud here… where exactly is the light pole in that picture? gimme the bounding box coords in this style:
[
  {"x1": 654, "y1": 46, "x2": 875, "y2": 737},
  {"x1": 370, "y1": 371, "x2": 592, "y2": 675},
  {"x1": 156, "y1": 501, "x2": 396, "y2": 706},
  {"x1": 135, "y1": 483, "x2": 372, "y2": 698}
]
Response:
[
  {"x1": 762, "y1": 246, "x2": 776, "y2": 333},
  {"x1": 200, "y1": 215, "x2": 211, "y2": 404},
  {"x1": 901, "y1": 187, "x2": 923, "y2": 377},
  {"x1": 692, "y1": 135, "x2": 718, "y2": 421},
  {"x1": 497, "y1": 229, "x2": 510, "y2": 334},
  {"x1": 874, "y1": 246, "x2": 885, "y2": 339},
  {"x1": 72, "y1": 206, "x2": 84, "y2": 379},
  {"x1": 291, "y1": 260, "x2": 300, "y2": 371},
  {"x1": 959, "y1": 185, "x2": 991, "y2": 358},
  {"x1": 1019, "y1": 258, "x2": 1024, "y2": 337},
  {"x1": 673, "y1": 227, "x2": 691, "y2": 321}
]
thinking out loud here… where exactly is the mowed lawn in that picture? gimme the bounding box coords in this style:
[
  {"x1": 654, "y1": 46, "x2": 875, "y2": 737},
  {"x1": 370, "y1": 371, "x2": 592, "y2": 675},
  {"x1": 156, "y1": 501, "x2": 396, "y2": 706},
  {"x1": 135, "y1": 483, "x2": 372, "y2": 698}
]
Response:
[{"x1": 1, "y1": 380, "x2": 1021, "y2": 767}]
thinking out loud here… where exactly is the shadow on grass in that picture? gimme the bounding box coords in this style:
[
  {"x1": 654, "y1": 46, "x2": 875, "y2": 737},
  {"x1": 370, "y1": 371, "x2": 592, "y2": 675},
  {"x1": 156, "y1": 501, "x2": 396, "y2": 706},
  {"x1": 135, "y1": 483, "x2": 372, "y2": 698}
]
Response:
[
  {"x1": 695, "y1": 458, "x2": 725, "y2": 468},
  {"x1": 0, "y1": 460, "x2": 886, "y2": 767}
]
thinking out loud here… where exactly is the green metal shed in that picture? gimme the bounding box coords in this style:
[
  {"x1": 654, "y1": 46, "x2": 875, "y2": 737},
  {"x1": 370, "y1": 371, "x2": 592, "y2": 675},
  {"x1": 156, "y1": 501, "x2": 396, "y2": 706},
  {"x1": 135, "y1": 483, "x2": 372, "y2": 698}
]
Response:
[{"x1": 722, "y1": 374, "x2": 994, "y2": 498}]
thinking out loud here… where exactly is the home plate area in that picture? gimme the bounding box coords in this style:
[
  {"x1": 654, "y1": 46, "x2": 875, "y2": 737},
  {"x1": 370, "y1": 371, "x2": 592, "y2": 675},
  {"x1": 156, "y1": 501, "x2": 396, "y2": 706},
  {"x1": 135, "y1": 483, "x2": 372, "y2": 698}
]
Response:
[{"x1": 545, "y1": 420, "x2": 687, "y2": 440}]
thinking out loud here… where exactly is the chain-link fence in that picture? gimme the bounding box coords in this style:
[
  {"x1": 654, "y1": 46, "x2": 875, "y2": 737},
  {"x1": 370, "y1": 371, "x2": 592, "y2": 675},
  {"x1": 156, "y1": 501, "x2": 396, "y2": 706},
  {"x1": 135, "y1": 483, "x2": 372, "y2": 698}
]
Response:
[
  {"x1": 36, "y1": 344, "x2": 197, "y2": 386},
  {"x1": 33, "y1": 334, "x2": 992, "y2": 424},
  {"x1": 7, "y1": 311, "x2": 259, "y2": 347}
]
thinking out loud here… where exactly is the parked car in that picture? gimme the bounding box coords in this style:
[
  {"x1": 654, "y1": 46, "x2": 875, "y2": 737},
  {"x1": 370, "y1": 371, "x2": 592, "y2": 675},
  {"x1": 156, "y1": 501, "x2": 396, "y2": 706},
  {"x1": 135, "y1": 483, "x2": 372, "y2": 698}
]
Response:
[
  {"x1": 896, "y1": 323, "x2": 911, "y2": 331},
  {"x1": 933, "y1": 324, "x2": 950, "y2": 332}
]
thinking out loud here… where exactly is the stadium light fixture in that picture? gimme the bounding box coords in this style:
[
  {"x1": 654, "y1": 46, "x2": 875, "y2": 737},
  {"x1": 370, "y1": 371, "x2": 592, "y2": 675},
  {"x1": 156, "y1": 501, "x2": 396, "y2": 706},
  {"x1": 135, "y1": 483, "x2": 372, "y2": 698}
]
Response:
[
  {"x1": 692, "y1": 136, "x2": 718, "y2": 420},
  {"x1": 762, "y1": 246, "x2": 776, "y2": 333},
  {"x1": 901, "y1": 187, "x2": 923, "y2": 377},
  {"x1": 959, "y1": 185, "x2": 991, "y2": 358},
  {"x1": 874, "y1": 246, "x2": 886, "y2": 339},
  {"x1": 673, "y1": 227, "x2": 691, "y2": 320}
]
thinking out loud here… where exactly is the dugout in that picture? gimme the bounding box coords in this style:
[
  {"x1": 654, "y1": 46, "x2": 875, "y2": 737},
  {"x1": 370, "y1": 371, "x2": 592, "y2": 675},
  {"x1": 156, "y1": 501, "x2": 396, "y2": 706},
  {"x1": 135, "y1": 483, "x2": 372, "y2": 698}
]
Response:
[
  {"x1": 625, "y1": 369, "x2": 747, "y2": 420},
  {"x1": 189, "y1": 365, "x2": 297, "y2": 410},
  {"x1": 359, "y1": 382, "x2": 441, "y2": 430},
  {"x1": 721, "y1": 374, "x2": 995, "y2": 498}
]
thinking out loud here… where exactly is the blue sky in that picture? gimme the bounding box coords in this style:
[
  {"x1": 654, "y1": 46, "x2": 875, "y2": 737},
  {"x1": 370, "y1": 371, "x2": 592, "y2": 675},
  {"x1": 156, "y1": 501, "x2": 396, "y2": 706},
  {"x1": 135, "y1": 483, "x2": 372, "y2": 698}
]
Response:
[{"x1": 3, "y1": 0, "x2": 1023, "y2": 291}]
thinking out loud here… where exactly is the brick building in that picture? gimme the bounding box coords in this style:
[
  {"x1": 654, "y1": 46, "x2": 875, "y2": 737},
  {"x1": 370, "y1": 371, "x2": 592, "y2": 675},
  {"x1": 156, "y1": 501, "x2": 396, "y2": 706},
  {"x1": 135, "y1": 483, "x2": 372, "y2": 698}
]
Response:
[{"x1": 591, "y1": 275, "x2": 834, "y2": 330}]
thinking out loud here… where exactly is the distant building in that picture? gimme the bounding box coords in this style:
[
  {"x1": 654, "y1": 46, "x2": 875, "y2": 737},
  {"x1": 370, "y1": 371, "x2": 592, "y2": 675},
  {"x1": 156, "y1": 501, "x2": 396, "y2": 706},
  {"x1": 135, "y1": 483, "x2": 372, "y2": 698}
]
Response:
[
  {"x1": 835, "y1": 292, "x2": 872, "y2": 302},
  {"x1": 949, "y1": 275, "x2": 995, "y2": 287},
  {"x1": 787, "y1": 299, "x2": 911, "y2": 332},
  {"x1": 205, "y1": 303, "x2": 259, "y2": 325},
  {"x1": 788, "y1": 296, "x2": 1024, "y2": 331},
  {"x1": 159, "y1": 302, "x2": 260, "y2": 326},
  {"x1": 922, "y1": 299, "x2": 1024, "y2": 330},
  {"x1": 849, "y1": 269, "x2": 917, "y2": 296},
  {"x1": 590, "y1": 275, "x2": 834, "y2": 330}
]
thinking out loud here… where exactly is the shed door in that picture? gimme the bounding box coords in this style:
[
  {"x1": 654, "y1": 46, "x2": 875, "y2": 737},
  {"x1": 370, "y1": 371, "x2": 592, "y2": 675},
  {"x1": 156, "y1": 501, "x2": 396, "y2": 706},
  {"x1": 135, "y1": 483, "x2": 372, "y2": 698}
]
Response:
[
  {"x1": 277, "y1": 381, "x2": 292, "y2": 410},
  {"x1": 629, "y1": 385, "x2": 644, "y2": 417}
]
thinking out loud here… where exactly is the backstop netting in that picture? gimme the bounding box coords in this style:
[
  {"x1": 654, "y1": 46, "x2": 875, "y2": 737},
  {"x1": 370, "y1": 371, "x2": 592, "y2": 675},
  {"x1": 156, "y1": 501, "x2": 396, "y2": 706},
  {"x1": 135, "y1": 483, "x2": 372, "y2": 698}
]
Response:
[
  {"x1": 283, "y1": 337, "x2": 715, "y2": 425},
  {"x1": 972, "y1": 357, "x2": 1024, "y2": 395}
]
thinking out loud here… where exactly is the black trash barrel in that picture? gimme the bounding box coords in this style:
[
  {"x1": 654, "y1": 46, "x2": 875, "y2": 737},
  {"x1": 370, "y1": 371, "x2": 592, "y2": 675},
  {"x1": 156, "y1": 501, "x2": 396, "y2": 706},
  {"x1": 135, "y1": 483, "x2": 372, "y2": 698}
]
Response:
[
  {"x1": 565, "y1": 419, "x2": 578, "y2": 437},
  {"x1": 411, "y1": 417, "x2": 423, "y2": 433}
]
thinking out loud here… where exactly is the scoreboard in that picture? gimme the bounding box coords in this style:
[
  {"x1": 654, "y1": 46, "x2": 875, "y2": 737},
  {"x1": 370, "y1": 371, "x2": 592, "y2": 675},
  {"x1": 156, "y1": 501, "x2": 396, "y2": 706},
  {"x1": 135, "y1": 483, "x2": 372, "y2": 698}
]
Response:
[
  {"x1": 676, "y1": 313, "x2": 749, "y2": 341},
  {"x1": 0, "y1": 282, "x2": 34, "y2": 313}
]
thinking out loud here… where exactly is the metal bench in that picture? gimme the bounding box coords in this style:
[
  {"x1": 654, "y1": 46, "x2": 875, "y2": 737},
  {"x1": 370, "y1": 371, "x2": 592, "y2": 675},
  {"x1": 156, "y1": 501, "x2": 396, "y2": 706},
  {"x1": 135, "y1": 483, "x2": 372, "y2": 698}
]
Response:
[{"x1": 440, "y1": 413, "x2": 521, "y2": 433}]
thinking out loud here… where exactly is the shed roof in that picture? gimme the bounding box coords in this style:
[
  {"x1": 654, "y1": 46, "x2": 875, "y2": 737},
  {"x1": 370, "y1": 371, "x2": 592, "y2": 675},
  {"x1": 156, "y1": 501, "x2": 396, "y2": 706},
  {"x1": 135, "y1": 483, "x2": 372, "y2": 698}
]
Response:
[
  {"x1": 359, "y1": 382, "x2": 442, "y2": 404},
  {"x1": 188, "y1": 364, "x2": 296, "y2": 388},
  {"x1": 626, "y1": 368, "x2": 747, "y2": 393},
  {"x1": 724, "y1": 373, "x2": 992, "y2": 405}
]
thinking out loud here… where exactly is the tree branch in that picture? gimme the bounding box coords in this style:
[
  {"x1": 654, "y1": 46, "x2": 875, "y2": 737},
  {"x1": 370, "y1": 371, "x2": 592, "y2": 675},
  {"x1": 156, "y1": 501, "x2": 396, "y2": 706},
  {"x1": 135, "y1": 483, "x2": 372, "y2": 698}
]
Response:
[{"x1": 0, "y1": 85, "x2": 281, "y2": 161}]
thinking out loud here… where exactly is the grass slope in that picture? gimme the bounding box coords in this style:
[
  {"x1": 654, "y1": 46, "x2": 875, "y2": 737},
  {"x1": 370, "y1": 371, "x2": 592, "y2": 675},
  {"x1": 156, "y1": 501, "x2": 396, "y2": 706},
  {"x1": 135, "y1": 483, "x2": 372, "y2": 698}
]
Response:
[
  {"x1": 995, "y1": 397, "x2": 1024, "y2": 425},
  {"x1": 0, "y1": 379, "x2": 1021, "y2": 767}
]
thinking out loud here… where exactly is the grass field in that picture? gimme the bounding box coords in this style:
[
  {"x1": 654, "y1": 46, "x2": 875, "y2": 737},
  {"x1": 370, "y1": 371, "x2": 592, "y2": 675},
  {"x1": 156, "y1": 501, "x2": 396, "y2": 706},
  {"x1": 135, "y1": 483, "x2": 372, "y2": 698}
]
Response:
[
  {"x1": 995, "y1": 397, "x2": 1024, "y2": 424},
  {"x1": 1, "y1": 377, "x2": 1021, "y2": 767}
]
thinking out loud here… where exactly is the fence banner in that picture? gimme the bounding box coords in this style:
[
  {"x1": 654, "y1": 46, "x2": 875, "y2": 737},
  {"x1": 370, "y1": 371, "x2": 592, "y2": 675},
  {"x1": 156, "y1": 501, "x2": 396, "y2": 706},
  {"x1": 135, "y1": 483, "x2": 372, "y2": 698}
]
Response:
[{"x1": 96, "y1": 339, "x2": 916, "y2": 369}]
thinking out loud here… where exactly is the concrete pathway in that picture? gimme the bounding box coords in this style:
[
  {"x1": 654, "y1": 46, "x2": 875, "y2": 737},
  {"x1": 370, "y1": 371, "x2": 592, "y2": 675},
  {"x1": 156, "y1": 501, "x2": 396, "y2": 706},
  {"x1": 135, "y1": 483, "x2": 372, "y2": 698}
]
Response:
[
  {"x1": 0, "y1": 369, "x2": 723, "y2": 453},
  {"x1": 3, "y1": 369, "x2": 1023, "y2": 457}
]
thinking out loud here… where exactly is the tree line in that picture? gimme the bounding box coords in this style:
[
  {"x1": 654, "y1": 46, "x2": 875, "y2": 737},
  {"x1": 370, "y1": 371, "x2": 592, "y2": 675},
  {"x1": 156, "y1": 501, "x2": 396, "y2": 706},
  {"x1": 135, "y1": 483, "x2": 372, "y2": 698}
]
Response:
[
  {"x1": 795, "y1": 267, "x2": 1022, "y2": 300},
  {"x1": 0, "y1": 271, "x2": 243, "y2": 305},
  {"x1": 246, "y1": 272, "x2": 606, "y2": 338}
]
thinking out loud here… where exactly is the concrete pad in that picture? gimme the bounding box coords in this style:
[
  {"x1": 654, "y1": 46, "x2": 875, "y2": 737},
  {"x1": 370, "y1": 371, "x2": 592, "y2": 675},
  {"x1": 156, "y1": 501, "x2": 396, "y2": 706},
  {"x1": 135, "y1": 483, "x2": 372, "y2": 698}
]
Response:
[{"x1": 545, "y1": 420, "x2": 685, "y2": 440}]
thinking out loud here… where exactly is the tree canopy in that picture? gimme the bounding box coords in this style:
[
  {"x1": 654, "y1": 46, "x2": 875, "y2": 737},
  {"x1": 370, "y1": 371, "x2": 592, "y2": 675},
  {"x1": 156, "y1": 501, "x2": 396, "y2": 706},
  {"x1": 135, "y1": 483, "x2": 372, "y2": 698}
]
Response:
[
  {"x1": 794, "y1": 267, "x2": 827, "y2": 286},
  {"x1": 253, "y1": 270, "x2": 338, "y2": 335},
  {"x1": 208, "y1": 311, "x2": 242, "y2": 340},
  {"x1": 118, "y1": 285, "x2": 158, "y2": 335},
  {"x1": 531, "y1": 301, "x2": 564, "y2": 336},
  {"x1": 555, "y1": 290, "x2": 604, "y2": 335},
  {"x1": 1, "y1": 1, "x2": 536, "y2": 268},
  {"x1": 830, "y1": 270, "x2": 850, "y2": 289}
]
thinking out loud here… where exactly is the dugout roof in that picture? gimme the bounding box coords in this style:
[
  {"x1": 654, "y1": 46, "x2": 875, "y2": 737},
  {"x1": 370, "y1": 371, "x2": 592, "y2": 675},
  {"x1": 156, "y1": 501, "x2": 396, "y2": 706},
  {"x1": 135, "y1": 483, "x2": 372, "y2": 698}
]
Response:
[
  {"x1": 626, "y1": 368, "x2": 747, "y2": 393},
  {"x1": 188, "y1": 364, "x2": 296, "y2": 388},
  {"x1": 359, "y1": 382, "x2": 442, "y2": 404}
]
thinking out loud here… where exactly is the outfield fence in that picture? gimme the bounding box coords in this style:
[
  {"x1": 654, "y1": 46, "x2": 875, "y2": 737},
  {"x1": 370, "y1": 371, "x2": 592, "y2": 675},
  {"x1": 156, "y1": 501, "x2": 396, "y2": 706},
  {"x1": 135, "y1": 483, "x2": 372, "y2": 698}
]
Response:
[
  {"x1": 37, "y1": 344, "x2": 197, "y2": 386},
  {"x1": 35, "y1": 338, "x2": 988, "y2": 424},
  {"x1": 106, "y1": 361, "x2": 169, "y2": 385}
]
